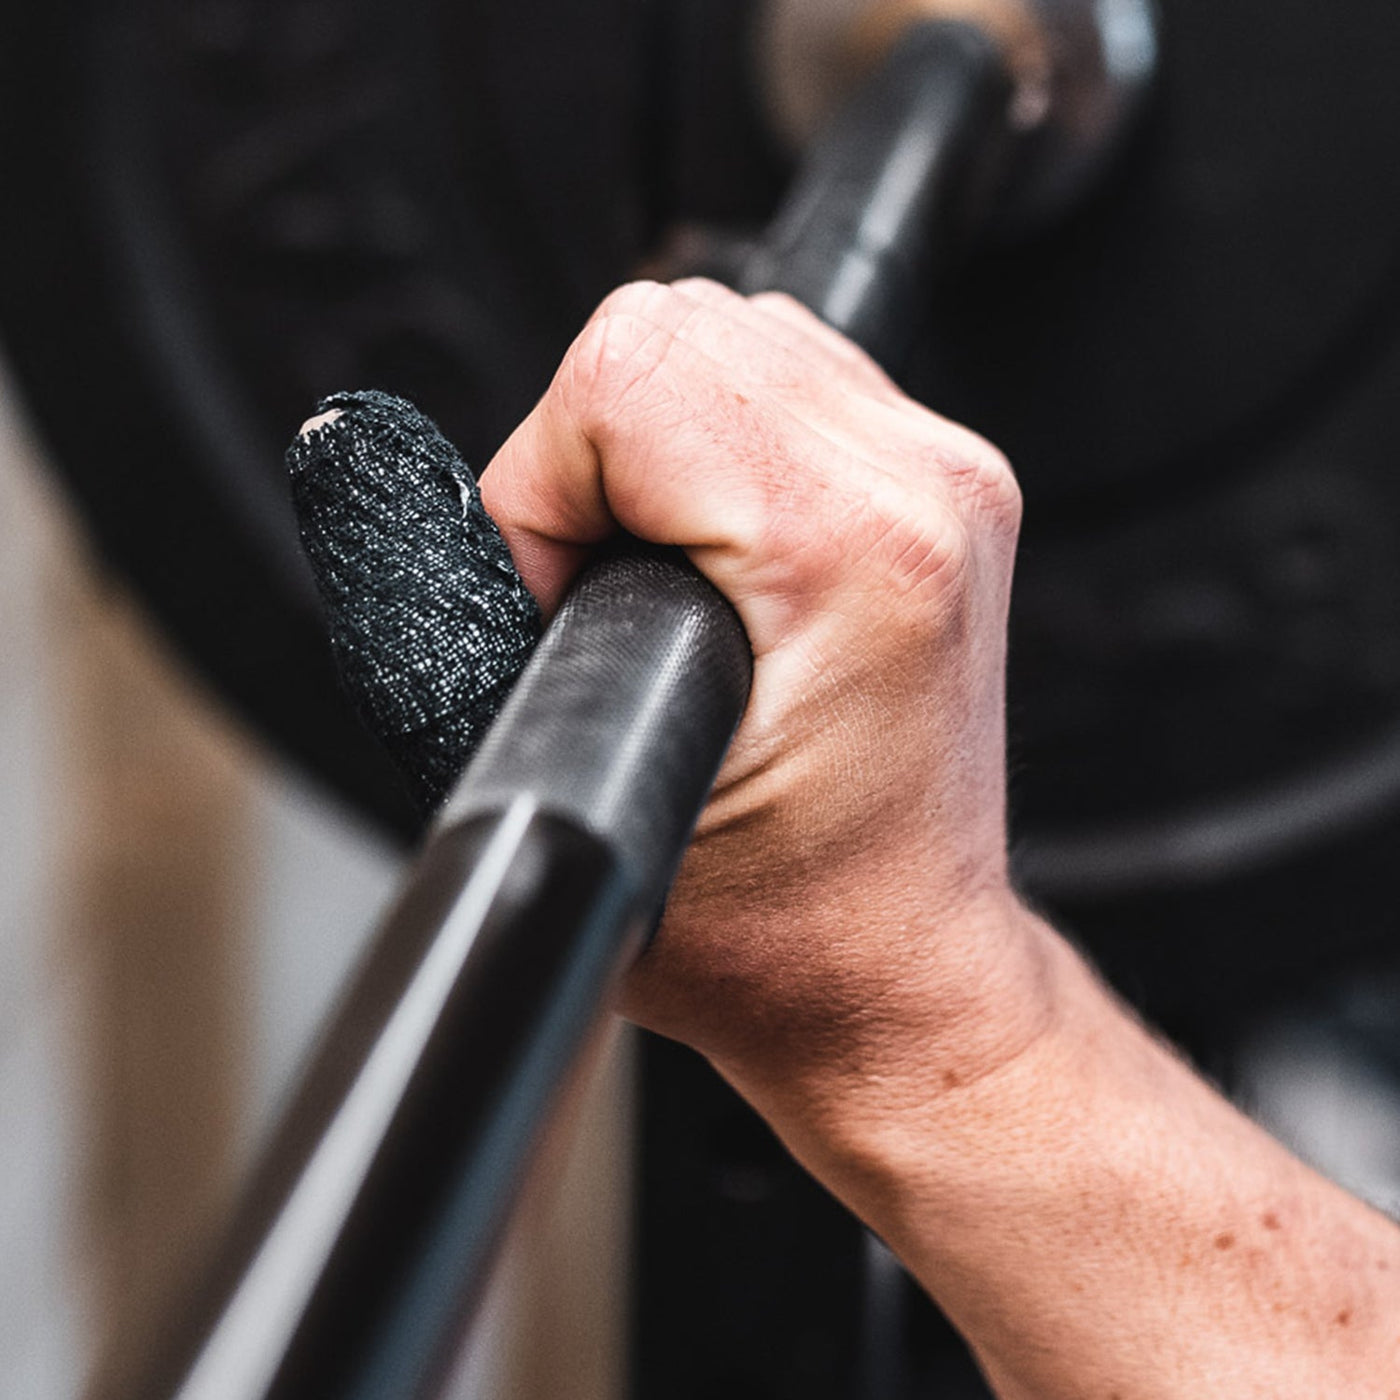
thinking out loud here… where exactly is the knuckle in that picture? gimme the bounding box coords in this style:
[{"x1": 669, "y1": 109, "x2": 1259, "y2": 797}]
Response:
[
  {"x1": 565, "y1": 299, "x2": 674, "y2": 428},
  {"x1": 592, "y1": 277, "x2": 673, "y2": 325},
  {"x1": 882, "y1": 505, "x2": 971, "y2": 601},
  {"x1": 836, "y1": 482, "x2": 974, "y2": 606},
  {"x1": 948, "y1": 435, "x2": 1022, "y2": 533},
  {"x1": 749, "y1": 289, "x2": 810, "y2": 321},
  {"x1": 671, "y1": 274, "x2": 737, "y2": 305}
]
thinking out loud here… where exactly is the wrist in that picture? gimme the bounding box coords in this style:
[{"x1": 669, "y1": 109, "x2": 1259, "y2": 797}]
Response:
[
  {"x1": 745, "y1": 927, "x2": 1400, "y2": 1400},
  {"x1": 710, "y1": 889, "x2": 1069, "y2": 1175}
]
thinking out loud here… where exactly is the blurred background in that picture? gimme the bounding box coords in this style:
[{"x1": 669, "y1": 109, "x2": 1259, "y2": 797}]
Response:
[
  {"x1": 0, "y1": 352, "x2": 394, "y2": 1393},
  {"x1": 5, "y1": 0, "x2": 1400, "y2": 1397},
  {"x1": 0, "y1": 359, "x2": 633, "y2": 1398}
]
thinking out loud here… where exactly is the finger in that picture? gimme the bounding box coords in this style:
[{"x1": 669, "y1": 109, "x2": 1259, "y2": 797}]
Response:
[
  {"x1": 475, "y1": 388, "x2": 613, "y2": 617},
  {"x1": 479, "y1": 280, "x2": 874, "y2": 649},
  {"x1": 668, "y1": 276, "x2": 903, "y2": 408},
  {"x1": 745, "y1": 288, "x2": 905, "y2": 401},
  {"x1": 665, "y1": 278, "x2": 1003, "y2": 512}
]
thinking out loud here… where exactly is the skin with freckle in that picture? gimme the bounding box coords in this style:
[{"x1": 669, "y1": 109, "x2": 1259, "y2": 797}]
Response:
[
  {"x1": 479, "y1": 282, "x2": 1400, "y2": 1398},
  {"x1": 294, "y1": 281, "x2": 1400, "y2": 1398}
]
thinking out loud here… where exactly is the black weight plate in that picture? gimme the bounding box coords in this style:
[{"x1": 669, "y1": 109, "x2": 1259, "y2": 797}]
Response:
[
  {"x1": 920, "y1": 0, "x2": 1400, "y2": 504},
  {"x1": 4, "y1": 0, "x2": 1400, "y2": 1009},
  {"x1": 8, "y1": 6, "x2": 1400, "y2": 1399},
  {"x1": 0, "y1": 0, "x2": 651, "y2": 841}
]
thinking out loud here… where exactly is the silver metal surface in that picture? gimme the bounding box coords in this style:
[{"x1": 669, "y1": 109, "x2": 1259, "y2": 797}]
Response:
[
  {"x1": 1008, "y1": 0, "x2": 1159, "y2": 228},
  {"x1": 758, "y1": 0, "x2": 1159, "y2": 231},
  {"x1": 173, "y1": 799, "x2": 539, "y2": 1400}
]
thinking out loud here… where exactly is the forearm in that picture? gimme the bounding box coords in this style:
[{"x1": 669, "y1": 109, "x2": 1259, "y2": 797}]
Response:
[
  {"x1": 716, "y1": 907, "x2": 1400, "y2": 1399},
  {"x1": 467, "y1": 280, "x2": 1400, "y2": 1393}
]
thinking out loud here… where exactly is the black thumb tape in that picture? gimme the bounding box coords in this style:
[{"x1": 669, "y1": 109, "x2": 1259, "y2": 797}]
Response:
[{"x1": 287, "y1": 390, "x2": 543, "y2": 813}]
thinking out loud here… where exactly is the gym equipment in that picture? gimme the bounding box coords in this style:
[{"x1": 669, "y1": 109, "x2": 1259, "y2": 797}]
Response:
[
  {"x1": 5, "y1": 0, "x2": 1400, "y2": 1023},
  {"x1": 6, "y1": 2, "x2": 1400, "y2": 1396},
  {"x1": 128, "y1": 7, "x2": 1155, "y2": 1397}
]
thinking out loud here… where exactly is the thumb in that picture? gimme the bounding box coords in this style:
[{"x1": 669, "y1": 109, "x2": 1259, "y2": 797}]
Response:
[{"x1": 287, "y1": 390, "x2": 543, "y2": 813}]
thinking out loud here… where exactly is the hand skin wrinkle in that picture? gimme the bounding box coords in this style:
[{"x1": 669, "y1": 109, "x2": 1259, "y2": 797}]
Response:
[{"x1": 290, "y1": 282, "x2": 1400, "y2": 1399}]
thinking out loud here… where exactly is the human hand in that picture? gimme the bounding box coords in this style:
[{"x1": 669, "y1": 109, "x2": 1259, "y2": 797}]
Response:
[
  {"x1": 295, "y1": 276, "x2": 1400, "y2": 1400},
  {"x1": 478, "y1": 276, "x2": 1053, "y2": 1122}
]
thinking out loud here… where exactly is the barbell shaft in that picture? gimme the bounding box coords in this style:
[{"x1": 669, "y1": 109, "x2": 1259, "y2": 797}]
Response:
[
  {"x1": 742, "y1": 20, "x2": 1013, "y2": 359},
  {"x1": 148, "y1": 21, "x2": 1017, "y2": 1400}
]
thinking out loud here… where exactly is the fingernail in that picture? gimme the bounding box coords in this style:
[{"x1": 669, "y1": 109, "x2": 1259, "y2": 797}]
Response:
[{"x1": 298, "y1": 408, "x2": 343, "y2": 439}]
